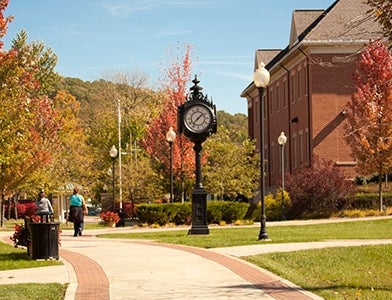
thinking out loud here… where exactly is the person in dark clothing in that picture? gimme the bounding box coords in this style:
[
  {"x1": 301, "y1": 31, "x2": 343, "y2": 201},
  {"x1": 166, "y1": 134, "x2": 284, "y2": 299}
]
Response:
[{"x1": 68, "y1": 187, "x2": 87, "y2": 237}]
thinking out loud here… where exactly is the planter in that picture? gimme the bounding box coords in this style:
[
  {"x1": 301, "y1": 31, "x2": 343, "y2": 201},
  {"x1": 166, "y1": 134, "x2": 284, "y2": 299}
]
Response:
[{"x1": 107, "y1": 222, "x2": 116, "y2": 228}]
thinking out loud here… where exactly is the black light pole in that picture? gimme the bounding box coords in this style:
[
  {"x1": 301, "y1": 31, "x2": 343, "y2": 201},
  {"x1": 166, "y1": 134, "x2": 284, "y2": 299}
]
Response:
[
  {"x1": 253, "y1": 62, "x2": 270, "y2": 240},
  {"x1": 109, "y1": 145, "x2": 118, "y2": 211},
  {"x1": 166, "y1": 127, "x2": 176, "y2": 203},
  {"x1": 278, "y1": 131, "x2": 287, "y2": 221}
]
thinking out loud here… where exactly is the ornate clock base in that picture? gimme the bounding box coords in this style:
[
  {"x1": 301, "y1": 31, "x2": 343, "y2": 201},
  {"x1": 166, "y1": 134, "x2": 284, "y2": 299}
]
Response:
[{"x1": 188, "y1": 188, "x2": 209, "y2": 235}]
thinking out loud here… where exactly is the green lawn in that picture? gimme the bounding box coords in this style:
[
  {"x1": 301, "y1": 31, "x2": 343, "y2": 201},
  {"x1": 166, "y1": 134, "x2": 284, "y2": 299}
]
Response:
[
  {"x1": 0, "y1": 283, "x2": 67, "y2": 300},
  {"x1": 246, "y1": 245, "x2": 392, "y2": 300},
  {"x1": 98, "y1": 218, "x2": 392, "y2": 248},
  {"x1": 0, "y1": 242, "x2": 66, "y2": 299},
  {"x1": 0, "y1": 242, "x2": 62, "y2": 271}
]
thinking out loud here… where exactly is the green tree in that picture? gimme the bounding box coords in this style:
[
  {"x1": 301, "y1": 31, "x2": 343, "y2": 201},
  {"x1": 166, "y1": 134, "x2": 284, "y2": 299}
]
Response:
[{"x1": 203, "y1": 126, "x2": 259, "y2": 200}]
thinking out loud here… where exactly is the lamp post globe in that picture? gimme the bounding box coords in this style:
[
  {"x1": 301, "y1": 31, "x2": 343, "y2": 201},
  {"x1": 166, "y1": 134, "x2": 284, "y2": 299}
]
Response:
[
  {"x1": 253, "y1": 62, "x2": 270, "y2": 240},
  {"x1": 110, "y1": 145, "x2": 118, "y2": 159},
  {"x1": 278, "y1": 132, "x2": 287, "y2": 220},
  {"x1": 109, "y1": 145, "x2": 118, "y2": 211},
  {"x1": 166, "y1": 127, "x2": 176, "y2": 203}
]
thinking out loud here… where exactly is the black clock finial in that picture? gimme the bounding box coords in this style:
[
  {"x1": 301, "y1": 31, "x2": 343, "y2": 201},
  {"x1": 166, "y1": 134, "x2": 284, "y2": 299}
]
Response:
[{"x1": 189, "y1": 75, "x2": 204, "y2": 102}]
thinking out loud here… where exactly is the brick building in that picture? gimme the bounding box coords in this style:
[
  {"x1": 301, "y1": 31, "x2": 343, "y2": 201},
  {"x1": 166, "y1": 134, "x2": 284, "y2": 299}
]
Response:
[{"x1": 241, "y1": 0, "x2": 382, "y2": 190}]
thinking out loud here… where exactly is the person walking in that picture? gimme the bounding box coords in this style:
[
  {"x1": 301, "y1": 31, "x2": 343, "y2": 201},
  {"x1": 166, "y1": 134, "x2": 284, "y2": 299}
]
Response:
[
  {"x1": 35, "y1": 191, "x2": 54, "y2": 222},
  {"x1": 68, "y1": 187, "x2": 87, "y2": 237}
]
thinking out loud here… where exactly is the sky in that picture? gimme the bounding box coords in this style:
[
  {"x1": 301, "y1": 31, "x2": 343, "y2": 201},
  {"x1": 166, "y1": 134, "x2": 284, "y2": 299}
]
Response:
[{"x1": 3, "y1": 0, "x2": 334, "y2": 115}]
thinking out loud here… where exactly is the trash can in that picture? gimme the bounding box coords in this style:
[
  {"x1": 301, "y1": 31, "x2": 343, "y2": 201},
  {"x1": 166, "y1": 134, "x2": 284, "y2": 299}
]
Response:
[{"x1": 27, "y1": 222, "x2": 60, "y2": 260}]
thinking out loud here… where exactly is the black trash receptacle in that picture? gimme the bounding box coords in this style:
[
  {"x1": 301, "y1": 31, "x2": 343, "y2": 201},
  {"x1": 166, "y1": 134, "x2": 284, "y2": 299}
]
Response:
[{"x1": 28, "y1": 222, "x2": 60, "y2": 260}]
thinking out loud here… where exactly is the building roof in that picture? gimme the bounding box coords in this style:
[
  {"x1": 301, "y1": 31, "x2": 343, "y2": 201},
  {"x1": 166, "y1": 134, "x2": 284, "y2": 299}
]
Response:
[
  {"x1": 303, "y1": 0, "x2": 381, "y2": 42},
  {"x1": 290, "y1": 10, "x2": 325, "y2": 47},
  {"x1": 254, "y1": 49, "x2": 281, "y2": 71},
  {"x1": 241, "y1": 0, "x2": 383, "y2": 97}
]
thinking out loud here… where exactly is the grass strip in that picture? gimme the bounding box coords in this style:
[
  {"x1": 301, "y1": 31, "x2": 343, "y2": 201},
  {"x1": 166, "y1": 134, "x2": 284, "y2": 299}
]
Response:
[
  {"x1": 245, "y1": 244, "x2": 392, "y2": 300},
  {"x1": 98, "y1": 219, "x2": 392, "y2": 248},
  {"x1": 0, "y1": 283, "x2": 67, "y2": 300}
]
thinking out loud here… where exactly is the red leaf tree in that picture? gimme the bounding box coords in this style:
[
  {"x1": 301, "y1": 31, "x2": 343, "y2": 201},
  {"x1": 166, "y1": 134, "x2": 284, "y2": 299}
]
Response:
[
  {"x1": 344, "y1": 40, "x2": 392, "y2": 210},
  {"x1": 142, "y1": 43, "x2": 195, "y2": 201},
  {"x1": 0, "y1": 3, "x2": 62, "y2": 225}
]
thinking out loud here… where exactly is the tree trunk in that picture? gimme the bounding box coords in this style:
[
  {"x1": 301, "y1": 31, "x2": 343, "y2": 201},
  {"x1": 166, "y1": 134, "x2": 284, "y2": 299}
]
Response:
[
  {"x1": 14, "y1": 195, "x2": 18, "y2": 220},
  {"x1": 378, "y1": 174, "x2": 383, "y2": 211},
  {"x1": 0, "y1": 192, "x2": 4, "y2": 227}
]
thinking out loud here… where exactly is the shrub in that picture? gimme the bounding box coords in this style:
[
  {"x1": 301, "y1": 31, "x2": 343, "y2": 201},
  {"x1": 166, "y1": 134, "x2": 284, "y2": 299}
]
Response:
[
  {"x1": 171, "y1": 203, "x2": 192, "y2": 225},
  {"x1": 221, "y1": 202, "x2": 248, "y2": 223},
  {"x1": 264, "y1": 189, "x2": 291, "y2": 221},
  {"x1": 4, "y1": 201, "x2": 37, "y2": 219},
  {"x1": 136, "y1": 201, "x2": 249, "y2": 226},
  {"x1": 136, "y1": 204, "x2": 167, "y2": 225},
  {"x1": 285, "y1": 156, "x2": 353, "y2": 219},
  {"x1": 207, "y1": 201, "x2": 249, "y2": 224},
  {"x1": 100, "y1": 211, "x2": 120, "y2": 224},
  {"x1": 207, "y1": 202, "x2": 224, "y2": 224},
  {"x1": 348, "y1": 192, "x2": 392, "y2": 210},
  {"x1": 249, "y1": 190, "x2": 291, "y2": 222}
]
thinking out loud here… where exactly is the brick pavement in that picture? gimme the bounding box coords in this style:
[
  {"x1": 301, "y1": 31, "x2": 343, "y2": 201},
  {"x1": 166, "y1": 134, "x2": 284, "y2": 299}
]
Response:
[
  {"x1": 59, "y1": 238, "x2": 315, "y2": 300},
  {"x1": 1, "y1": 228, "x2": 319, "y2": 299},
  {"x1": 144, "y1": 242, "x2": 315, "y2": 300},
  {"x1": 60, "y1": 249, "x2": 109, "y2": 300}
]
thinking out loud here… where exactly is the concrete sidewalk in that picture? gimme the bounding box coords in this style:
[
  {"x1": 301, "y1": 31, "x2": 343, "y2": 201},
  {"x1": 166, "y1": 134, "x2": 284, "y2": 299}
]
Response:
[
  {"x1": 1, "y1": 217, "x2": 392, "y2": 299},
  {"x1": 58, "y1": 231, "x2": 322, "y2": 299}
]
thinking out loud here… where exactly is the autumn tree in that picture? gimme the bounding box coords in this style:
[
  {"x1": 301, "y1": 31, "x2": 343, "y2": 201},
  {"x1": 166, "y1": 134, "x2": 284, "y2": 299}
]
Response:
[
  {"x1": 344, "y1": 40, "x2": 392, "y2": 210},
  {"x1": 142, "y1": 43, "x2": 195, "y2": 202},
  {"x1": 0, "y1": 24, "x2": 63, "y2": 224}
]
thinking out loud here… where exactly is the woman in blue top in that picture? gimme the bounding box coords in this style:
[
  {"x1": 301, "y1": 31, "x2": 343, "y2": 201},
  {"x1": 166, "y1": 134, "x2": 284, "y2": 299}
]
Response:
[{"x1": 68, "y1": 187, "x2": 87, "y2": 237}]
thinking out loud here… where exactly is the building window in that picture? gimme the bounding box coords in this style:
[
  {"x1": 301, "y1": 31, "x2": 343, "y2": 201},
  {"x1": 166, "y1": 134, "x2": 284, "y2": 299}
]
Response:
[
  {"x1": 303, "y1": 63, "x2": 308, "y2": 97},
  {"x1": 305, "y1": 128, "x2": 310, "y2": 165},
  {"x1": 299, "y1": 130, "x2": 304, "y2": 166},
  {"x1": 291, "y1": 72, "x2": 296, "y2": 103},
  {"x1": 297, "y1": 67, "x2": 302, "y2": 101},
  {"x1": 293, "y1": 133, "x2": 298, "y2": 168},
  {"x1": 284, "y1": 79, "x2": 288, "y2": 108}
]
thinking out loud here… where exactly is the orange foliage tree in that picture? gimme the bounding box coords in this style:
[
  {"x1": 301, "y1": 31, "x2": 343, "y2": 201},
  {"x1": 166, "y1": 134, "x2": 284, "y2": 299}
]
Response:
[
  {"x1": 142, "y1": 43, "x2": 195, "y2": 201},
  {"x1": 0, "y1": 3, "x2": 63, "y2": 224},
  {"x1": 344, "y1": 40, "x2": 392, "y2": 210}
]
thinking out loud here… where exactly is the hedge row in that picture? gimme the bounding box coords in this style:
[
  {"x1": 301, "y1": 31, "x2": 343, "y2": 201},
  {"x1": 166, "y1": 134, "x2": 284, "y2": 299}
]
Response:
[
  {"x1": 134, "y1": 192, "x2": 392, "y2": 225},
  {"x1": 136, "y1": 201, "x2": 249, "y2": 225}
]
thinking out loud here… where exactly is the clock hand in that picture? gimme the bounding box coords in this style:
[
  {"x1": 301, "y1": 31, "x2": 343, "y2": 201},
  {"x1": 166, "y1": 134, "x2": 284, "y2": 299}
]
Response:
[{"x1": 194, "y1": 114, "x2": 203, "y2": 123}]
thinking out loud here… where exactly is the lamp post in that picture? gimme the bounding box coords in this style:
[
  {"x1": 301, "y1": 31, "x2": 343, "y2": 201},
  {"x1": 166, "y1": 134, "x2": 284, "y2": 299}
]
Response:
[
  {"x1": 166, "y1": 127, "x2": 176, "y2": 203},
  {"x1": 278, "y1": 131, "x2": 287, "y2": 221},
  {"x1": 109, "y1": 145, "x2": 118, "y2": 211},
  {"x1": 253, "y1": 62, "x2": 270, "y2": 240}
]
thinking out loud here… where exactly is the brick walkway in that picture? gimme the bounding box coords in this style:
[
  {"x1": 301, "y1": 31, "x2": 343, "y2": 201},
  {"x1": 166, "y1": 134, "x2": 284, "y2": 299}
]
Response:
[
  {"x1": 60, "y1": 249, "x2": 109, "y2": 300},
  {"x1": 2, "y1": 233, "x2": 316, "y2": 299},
  {"x1": 143, "y1": 242, "x2": 315, "y2": 300},
  {"x1": 59, "y1": 239, "x2": 315, "y2": 300}
]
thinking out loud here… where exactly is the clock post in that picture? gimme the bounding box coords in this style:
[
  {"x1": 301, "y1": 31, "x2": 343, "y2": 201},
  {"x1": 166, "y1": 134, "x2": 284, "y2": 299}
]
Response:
[{"x1": 178, "y1": 76, "x2": 217, "y2": 235}]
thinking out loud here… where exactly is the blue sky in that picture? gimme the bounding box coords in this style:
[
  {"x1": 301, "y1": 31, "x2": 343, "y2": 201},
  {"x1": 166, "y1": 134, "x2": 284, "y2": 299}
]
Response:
[{"x1": 3, "y1": 0, "x2": 334, "y2": 115}]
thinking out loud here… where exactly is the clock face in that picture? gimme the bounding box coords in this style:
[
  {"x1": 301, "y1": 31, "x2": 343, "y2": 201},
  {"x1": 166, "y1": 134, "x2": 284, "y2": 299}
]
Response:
[{"x1": 184, "y1": 105, "x2": 212, "y2": 133}]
